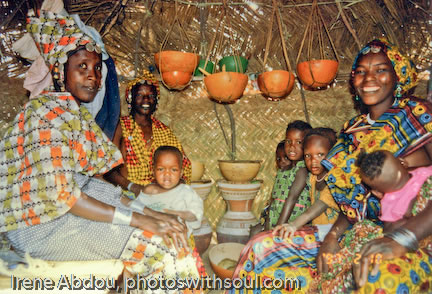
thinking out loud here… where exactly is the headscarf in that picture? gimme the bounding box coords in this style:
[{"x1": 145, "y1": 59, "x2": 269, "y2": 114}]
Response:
[
  {"x1": 352, "y1": 39, "x2": 418, "y2": 96},
  {"x1": 125, "y1": 70, "x2": 160, "y2": 112},
  {"x1": 26, "y1": 7, "x2": 102, "y2": 91}
]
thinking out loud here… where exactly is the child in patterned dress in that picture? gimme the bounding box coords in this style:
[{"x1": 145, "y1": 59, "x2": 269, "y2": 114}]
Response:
[
  {"x1": 249, "y1": 140, "x2": 291, "y2": 237},
  {"x1": 264, "y1": 120, "x2": 313, "y2": 232},
  {"x1": 273, "y1": 127, "x2": 340, "y2": 241}
]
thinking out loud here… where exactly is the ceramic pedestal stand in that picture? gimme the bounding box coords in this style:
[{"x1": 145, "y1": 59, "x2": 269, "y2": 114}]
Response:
[
  {"x1": 216, "y1": 180, "x2": 262, "y2": 244},
  {"x1": 191, "y1": 179, "x2": 213, "y2": 255}
]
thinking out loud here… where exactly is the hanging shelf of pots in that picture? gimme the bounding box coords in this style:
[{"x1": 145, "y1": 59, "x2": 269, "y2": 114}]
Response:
[
  {"x1": 154, "y1": 2, "x2": 199, "y2": 91},
  {"x1": 199, "y1": 4, "x2": 248, "y2": 104},
  {"x1": 296, "y1": 0, "x2": 340, "y2": 90},
  {"x1": 257, "y1": 0, "x2": 295, "y2": 101}
]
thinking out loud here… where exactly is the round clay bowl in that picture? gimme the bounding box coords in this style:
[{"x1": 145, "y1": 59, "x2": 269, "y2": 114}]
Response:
[
  {"x1": 204, "y1": 72, "x2": 248, "y2": 103},
  {"x1": 190, "y1": 160, "x2": 205, "y2": 181},
  {"x1": 209, "y1": 242, "x2": 244, "y2": 280},
  {"x1": 154, "y1": 51, "x2": 199, "y2": 73},
  {"x1": 296, "y1": 59, "x2": 339, "y2": 89},
  {"x1": 257, "y1": 70, "x2": 295, "y2": 99},
  {"x1": 218, "y1": 160, "x2": 261, "y2": 183},
  {"x1": 161, "y1": 71, "x2": 192, "y2": 90}
]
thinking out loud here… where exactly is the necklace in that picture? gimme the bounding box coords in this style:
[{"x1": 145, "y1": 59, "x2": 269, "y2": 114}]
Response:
[
  {"x1": 316, "y1": 172, "x2": 328, "y2": 182},
  {"x1": 366, "y1": 113, "x2": 376, "y2": 125}
]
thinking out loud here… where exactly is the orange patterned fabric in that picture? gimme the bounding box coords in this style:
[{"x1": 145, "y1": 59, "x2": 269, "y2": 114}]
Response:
[{"x1": 0, "y1": 92, "x2": 123, "y2": 232}]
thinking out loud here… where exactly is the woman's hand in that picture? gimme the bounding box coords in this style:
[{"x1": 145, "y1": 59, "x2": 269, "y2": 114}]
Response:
[
  {"x1": 317, "y1": 234, "x2": 341, "y2": 274},
  {"x1": 146, "y1": 209, "x2": 186, "y2": 229},
  {"x1": 133, "y1": 214, "x2": 189, "y2": 253},
  {"x1": 353, "y1": 237, "x2": 407, "y2": 288},
  {"x1": 129, "y1": 183, "x2": 146, "y2": 197},
  {"x1": 272, "y1": 223, "x2": 296, "y2": 239},
  {"x1": 163, "y1": 209, "x2": 196, "y2": 222}
]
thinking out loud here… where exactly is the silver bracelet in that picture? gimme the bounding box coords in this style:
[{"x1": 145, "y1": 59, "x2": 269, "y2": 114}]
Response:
[
  {"x1": 129, "y1": 199, "x2": 146, "y2": 212},
  {"x1": 385, "y1": 227, "x2": 419, "y2": 251},
  {"x1": 127, "y1": 182, "x2": 134, "y2": 191},
  {"x1": 112, "y1": 207, "x2": 133, "y2": 226}
]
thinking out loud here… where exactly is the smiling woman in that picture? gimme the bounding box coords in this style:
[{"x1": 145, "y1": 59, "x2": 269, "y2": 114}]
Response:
[
  {"x1": 104, "y1": 70, "x2": 192, "y2": 197},
  {"x1": 228, "y1": 39, "x2": 432, "y2": 294}
]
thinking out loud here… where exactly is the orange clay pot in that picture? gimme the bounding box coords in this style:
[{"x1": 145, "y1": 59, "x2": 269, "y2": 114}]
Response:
[
  {"x1": 204, "y1": 72, "x2": 248, "y2": 103},
  {"x1": 154, "y1": 51, "x2": 199, "y2": 73},
  {"x1": 296, "y1": 59, "x2": 338, "y2": 89},
  {"x1": 257, "y1": 70, "x2": 295, "y2": 100},
  {"x1": 161, "y1": 71, "x2": 192, "y2": 90}
]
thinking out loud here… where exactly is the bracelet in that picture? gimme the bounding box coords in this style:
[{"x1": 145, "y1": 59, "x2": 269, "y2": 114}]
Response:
[
  {"x1": 129, "y1": 199, "x2": 146, "y2": 212},
  {"x1": 127, "y1": 182, "x2": 134, "y2": 191},
  {"x1": 384, "y1": 227, "x2": 419, "y2": 251},
  {"x1": 112, "y1": 207, "x2": 133, "y2": 226}
]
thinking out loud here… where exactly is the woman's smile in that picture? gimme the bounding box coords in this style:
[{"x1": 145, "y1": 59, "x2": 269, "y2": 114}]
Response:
[{"x1": 352, "y1": 51, "x2": 397, "y2": 111}]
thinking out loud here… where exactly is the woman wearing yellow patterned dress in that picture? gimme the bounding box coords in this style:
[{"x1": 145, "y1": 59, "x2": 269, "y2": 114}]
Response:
[{"x1": 105, "y1": 71, "x2": 192, "y2": 197}]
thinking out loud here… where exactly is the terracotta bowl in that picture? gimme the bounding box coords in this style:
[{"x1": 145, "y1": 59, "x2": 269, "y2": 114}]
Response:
[
  {"x1": 208, "y1": 243, "x2": 245, "y2": 280},
  {"x1": 161, "y1": 71, "x2": 192, "y2": 90},
  {"x1": 154, "y1": 51, "x2": 199, "y2": 73},
  {"x1": 204, "y1": 72, "x2": 248, "y2": 103},
  {"x1": 218, "y1": 160, "x2": 261, "y2": 183},
  {"x1": 296, "y1": 59, "x2": 339, "y2": 89},
  {"x1": 190, "y1": 160, "x2": 205, "y2": 181},
  {"x1": 257, "y1": 70, "x2": 295, "y2": 99}
]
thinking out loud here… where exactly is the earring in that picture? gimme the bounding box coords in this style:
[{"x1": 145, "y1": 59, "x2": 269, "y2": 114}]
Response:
[
  {"x1": 395, "y1": 85, "x2": 402, "y2": 98},
  {"x1": 355, "y1": 95, "x2": 360, "y2": 101}
]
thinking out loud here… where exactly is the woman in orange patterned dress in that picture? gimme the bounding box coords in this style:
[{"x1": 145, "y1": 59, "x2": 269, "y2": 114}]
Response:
[{"x1": 0, "y1": 3, "x2": 202, "y2": 291}]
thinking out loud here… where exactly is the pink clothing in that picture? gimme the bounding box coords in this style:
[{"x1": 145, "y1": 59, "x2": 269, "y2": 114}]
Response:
[{"x1": 380, "y1": 166, "x2": 432, "y2": 222}]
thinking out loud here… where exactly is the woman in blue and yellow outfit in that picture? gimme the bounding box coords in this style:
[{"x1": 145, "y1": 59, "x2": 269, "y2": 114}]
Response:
[
  {"x1": 316, "y1": 39, "x2": 432, "y2": 293},
  {"x1": 229, "y1": 39, "x2": 432, "y2": 293}
]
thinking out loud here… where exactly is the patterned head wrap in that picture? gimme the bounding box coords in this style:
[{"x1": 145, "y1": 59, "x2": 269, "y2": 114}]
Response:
[
  {"x1": 26, "y1": 8, "x2": 101, "y2": 89},
  {"x1": 352, "y1": 39, "x2": 418, "y2": 95},
  {"x1": 125, "y1": 70, "x2": 160, "y2": 112}
]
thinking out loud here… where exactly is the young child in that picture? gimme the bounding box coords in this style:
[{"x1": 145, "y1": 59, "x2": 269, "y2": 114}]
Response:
[
  {"x1": 125, "y1": 145, "x2": 203, "y2": 237},
  {"x1": 272, "y1": 127, "x2": 340, "y2": 241},
  {"x1": 357, "y1": 150, "x2": 432, "y2": 231},
  {"x1": 276, "y1": 140, "x2": 292, "y2": 171},
  {"x1": 266, "y1": 120, "x2": 312, "y2": 229},
  {"x1": 249, "y1": 140, "x2": 292, "y2": 237}
]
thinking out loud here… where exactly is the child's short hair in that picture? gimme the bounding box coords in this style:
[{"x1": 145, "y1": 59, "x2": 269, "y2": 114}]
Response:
[
  {"x1": 304, "y1": 127, "x2": 337, "y2": 147},
  {"x1": 286, "y1": 120, "x2": 312, "y2": 133},
  {"x1": 153, "y1": 145, "x2": 183, "y2": 166},
  {"x1": 276, "y1": 140, "x2": 285, "y2": 151},
  {"x1": 356, "y1": 150, "x2": 386, "y2": 180}
]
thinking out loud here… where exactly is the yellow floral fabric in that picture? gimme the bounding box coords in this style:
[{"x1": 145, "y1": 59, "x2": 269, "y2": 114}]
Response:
[{"x1": 322, "y1": 97, "x2": 432, "y2": 223}]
